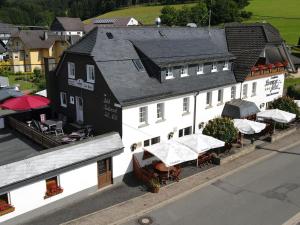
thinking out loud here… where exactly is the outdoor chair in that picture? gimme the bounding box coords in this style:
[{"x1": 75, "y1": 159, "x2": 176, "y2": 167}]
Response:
[
  {"x1": 55, "y1": 121, "x2": 64, "y2": 136},
  {"x1": 170, "y1": 166, "x2": 181, "y2": 182},
  {"x1": 158, "y1": 172, "x2": 168, "y2": 185},
  {"x1": 33, "y1": 120, "x2": 50, "y2": 134}
]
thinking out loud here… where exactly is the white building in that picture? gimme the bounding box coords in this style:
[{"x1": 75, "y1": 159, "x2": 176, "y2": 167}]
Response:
[{"x1": 50, "y1": 17, "x2": 85, "y2": 37}]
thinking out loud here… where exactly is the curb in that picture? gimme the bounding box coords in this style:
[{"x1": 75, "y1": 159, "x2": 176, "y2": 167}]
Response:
[{"x1": 63, "y1": 137, "x2": 300, "y2": 225}]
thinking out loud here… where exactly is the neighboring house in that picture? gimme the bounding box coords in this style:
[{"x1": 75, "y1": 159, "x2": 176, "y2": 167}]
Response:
[
  {"x1": 0, "y1": 40, "x2": 7, "y2": 60},
  {"x1": 0, "y1": 128, "x2": 123, "y2": 223},
  {"x1": 225, "y1": 23, "x2": 292, "y2": 110},
  {"x1": 7, "y1": 30, "x2": 71, "y2": 73},
  {"x1": 50, "y1": 17, "x2": 84, "y2": 37},
  {"x1": 0, "y1": 76, "x2": 9, "y2": 87},
  {"x1": 0, "y1": 22, "x2": 18, "y2": 45},
  {"x1": 84, "y1": 17, "x2": 141, "y2": 33}
]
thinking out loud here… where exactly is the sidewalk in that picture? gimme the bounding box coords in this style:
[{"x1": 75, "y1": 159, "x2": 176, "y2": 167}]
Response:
[{"x1": 64, "y1": 129, "x2": 300, "y2": 225}]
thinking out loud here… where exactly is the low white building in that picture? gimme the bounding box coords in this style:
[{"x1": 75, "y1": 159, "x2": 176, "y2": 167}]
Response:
[{"x1": 50, "y1": 17, "x2": 84, "y2": 37}]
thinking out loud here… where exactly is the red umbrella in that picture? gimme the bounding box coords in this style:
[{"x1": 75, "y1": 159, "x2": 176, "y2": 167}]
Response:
[{"x1": 1, "y1": 95, "x2": 50, "y2": 111}]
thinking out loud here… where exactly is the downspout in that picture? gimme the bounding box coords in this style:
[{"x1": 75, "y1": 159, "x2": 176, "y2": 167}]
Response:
[{"x1": 193, "y1": 91, "x2": 200, "y2": 134}]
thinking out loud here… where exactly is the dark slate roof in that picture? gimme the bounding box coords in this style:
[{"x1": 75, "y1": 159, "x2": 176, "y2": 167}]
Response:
[
  {"x1": 0, "y1": 87, "x2": 23, "y2": 102},
  {"x1": 50, "y1": 17, "x2": 84, "y2": 32},
  {"x1": 222, "y1": 99, "x2": 260, "y2": 119},
  {"x1": 225, "y1": 23, "x2": 286, "y2": 82},
  {"x1": 66, "y1": 27, "x2": 236, "y2": 106},
  {"x1": 0, "y1": 22, "x2": 18, "y2": 34},
  {"x1": 290, "y1": 54, "x2": 300, "y2": 66},
  {"x1": 10, "y1": 30, "x2": 66, "y2": 49}
]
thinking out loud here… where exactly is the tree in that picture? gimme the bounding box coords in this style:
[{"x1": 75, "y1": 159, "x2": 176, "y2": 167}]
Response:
[
  {"x1": 270, "y1": 96, "x2": 300, "y2": 117},
  {"x1": 203, "y1": 117, "x2": 238, "y2": 144},
  {"x1": 176, "y1": 5, "x2": 191, "y2": 26},
  {"x1": 233, "y1": 0, "x2": 250, "y2": 8},
  {"x1": 190, "y1": 2, "x2": 208, "y2": 26},
  {"x1": 160, "y1": 6, "x2": 178, "y2": 26}
]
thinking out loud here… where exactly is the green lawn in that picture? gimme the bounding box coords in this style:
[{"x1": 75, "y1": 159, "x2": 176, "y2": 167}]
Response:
[
  {"x1": 245, "y1": 0, "x2": 300, "y2": 45},
  {"x1": 284, "y1": 77, "x2": 300, "y2": 89},
  {"x1": 84, "y1": 3, "x2": 196, "y2": 25},
  {"x1": 7, "y1": 75, "x2": 39, "y2": 92}
]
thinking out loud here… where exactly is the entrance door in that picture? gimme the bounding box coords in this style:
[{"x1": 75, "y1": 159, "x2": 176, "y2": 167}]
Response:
[
  {"x1": 97, "y1": 158, "x2": 112, "y2": 189},
  {"x1": 75, "y1": 96, "x2": 84, "y2": 123}
]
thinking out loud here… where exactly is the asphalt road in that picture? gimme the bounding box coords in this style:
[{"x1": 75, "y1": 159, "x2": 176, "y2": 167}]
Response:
[{"x1": 123, "y1": 143, "x2": 300, "y2": 225}]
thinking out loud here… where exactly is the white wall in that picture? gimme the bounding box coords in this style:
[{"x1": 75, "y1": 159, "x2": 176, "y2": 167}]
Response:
[
  {"x1": 127, "y1": 18, "x2": 139, "y2": 26},
  {"x1": 241, "y1": 74, "x2": 285, "y2": 110},
  {"x1": 0, "y1": 163, "x2": 97, "y2": 223},
  {"x1": 55, "y1": 31, "x2": 83, "y2": 37}
]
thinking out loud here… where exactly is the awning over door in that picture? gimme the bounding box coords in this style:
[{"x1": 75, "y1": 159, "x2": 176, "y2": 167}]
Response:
[{"x1": 222, "y1": 99, "x2": 260, "y2": 119}]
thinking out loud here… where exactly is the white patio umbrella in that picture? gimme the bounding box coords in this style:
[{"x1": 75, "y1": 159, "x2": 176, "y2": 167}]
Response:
[
  {"x1": 294, "y1": 100, "x2": 300, "y2": 108},
  {"x1": 176, "y1": 134, "x2": 225, "y2": 166},
  {"x1": 233, "y1": 119, "x2": 266, "y2": 135},
  {"x1": 257, "y1": 109, "x2": 296, "y2": 124},
  {"x1": 144, "y1": 140, "x2": 198, "y2": 168}
]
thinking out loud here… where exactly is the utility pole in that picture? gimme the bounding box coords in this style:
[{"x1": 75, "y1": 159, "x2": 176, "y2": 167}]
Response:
[{"x1": 208, "y1": 0, "x2": 212, "y2": 31}]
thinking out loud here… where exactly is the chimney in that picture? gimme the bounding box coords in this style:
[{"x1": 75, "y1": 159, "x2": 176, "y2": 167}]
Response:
[{"x1": 44, "y1": 31, "x2": 48, "y2": 40}]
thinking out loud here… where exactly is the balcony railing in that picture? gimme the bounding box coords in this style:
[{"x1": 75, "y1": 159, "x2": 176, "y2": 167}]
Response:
[{"x1": 249, "y1": 61, "x2": 288, "y2": 79}]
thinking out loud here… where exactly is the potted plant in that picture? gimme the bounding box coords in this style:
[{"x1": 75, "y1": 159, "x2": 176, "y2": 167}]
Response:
[
  {"x1": 148, "y1": 177, "x2": 160, "y2": 193},
  {"x1": 211, "y1": 152, "x2": 221, "y2": 165}
]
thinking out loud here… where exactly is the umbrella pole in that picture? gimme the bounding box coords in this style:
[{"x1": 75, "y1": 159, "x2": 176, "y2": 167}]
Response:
[
  {"x1": 241, "y1": 134, "x2": 244, "y2": 148},
  {"x1": 197, "y1": 157, "x2": 199, "y2": 167},
  {"x1": 168, "y1": 168, "x2": 170, "y2": 178},
  {"x1": 273, "y1": 122, "x2": 276, "y2": 134}
]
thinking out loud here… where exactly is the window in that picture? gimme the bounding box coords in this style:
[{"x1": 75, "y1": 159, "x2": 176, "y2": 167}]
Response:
[
  {"x1": 165, "y1": 67, "x2": 173, "y2": 79},
  {"x1": 133, "y1": 59, "x2": 145, "y2": 71},
  {"x1": 183, "y1": 97, "x2": 190, "y2": 113},
  {"x1": 143, "y1": 137, "x2": 160, "y2": 159},
  {"x1": 0, "y1": 193, "x2": 14, "y2": 216},
  {"x1": 139, "y1": 106, "x2": 148, "y2": 124},
  {"x1": 86, "y1": 65, "x2": 95, "y2": 83},
  {"x1": 144, "y1": 139, "x2": 150, "y2": 147},
  {"x1": 45, "y1": 176, "x2": 63, "y2": 199},
  {"x1": 60, "y1": 92, "x2": 67, "y2": 107},
  {"x1": 151, "y1": 136, "x2": 160, "y2": 145},
  {"x1": 157, "y1": 103, "x2": 164, "y2": 120},
  {"x1": 179, "y1": 126, "x2": 192, "y2": 137},
  {"x1": 252, "y1": 82, "x2": 257, "y2": 96},
  {"x1": 223, "y1": 61, "x2": 229, "y2": 70},
  {"x1": 212, "y1": 62, "x2": 218, "y2": 72},
  {"x1": 217, "y1": 89, "x2": 223, "y2": 104},
  {"x1": 180, "y1": 66, "x2": 188, "y2": 77},
  {"x1": 243, "y1": 84, "x2": 248, "y2": 98},
  {"x1": 197, "y1": 64, "x2": 204, "y2": 75},
  {"x1": 231, "y1": 86, "x2": 236, "y2": 99},
  {"x1": 70, "y1": 96, "x2": 74, "y2": 104},
  {"x1": 206, "y1": 92, "x2": 212, "y2": 106},
  {"x1": 68, "y1": 62, "x2": 75, "y2": 79}
]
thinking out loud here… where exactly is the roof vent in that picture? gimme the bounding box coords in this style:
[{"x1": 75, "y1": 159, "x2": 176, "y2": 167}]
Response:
[
  {"x1": 106, "y1": 32, "x2": 113, "y2": 39},
  {"x1": 132, "y1": 59, "x2": 145, "y2": 71}
]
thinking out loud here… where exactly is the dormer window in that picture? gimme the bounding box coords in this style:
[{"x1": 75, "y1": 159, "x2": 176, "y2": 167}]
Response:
[
  {"x1": 180, "y1": 66, "x2": 188, "y2": 77},
  {"x1": 165, "y1": 68, "x2": 174, "y2": 79},
  {"x1": 223, "y1": 61, "x2": 229, "y2": 71},
  {"x1": 212, "y1": 62, "x2": 218, "y2": 73},
  {"x1": 86, "y1": 65, "x2": 95, "y2": 83},
  {"x1": 197, "y1": 64, "x2": 204, "y2": 75},
  {"x1": 68, "y1": 62, "x2": 75, "y2": 79}
]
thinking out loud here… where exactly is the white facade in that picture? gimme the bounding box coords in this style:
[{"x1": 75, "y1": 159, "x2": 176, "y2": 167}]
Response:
[
  {"x1": 0, "y1": 163, "x2": 98, "y2": 223},
  {"x1": 55, "y1": 31, "x2": 83, "y2": 37},
  {"x1": 127, "y1": 18, "x2": 140, "y2": 26}
]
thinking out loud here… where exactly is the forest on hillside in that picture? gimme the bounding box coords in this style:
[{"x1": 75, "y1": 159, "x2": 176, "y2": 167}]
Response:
[{"x1": 0, "y1": 0, "x2": 197, "y2": 26}]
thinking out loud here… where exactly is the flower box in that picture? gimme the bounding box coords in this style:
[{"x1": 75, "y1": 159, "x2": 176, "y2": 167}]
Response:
[
  {"x1": 0, "y1": 204, "x2": 15, "y2": 216},
  {"x1": 44, "y1": 186, "x2": 63, "y2": 199}
]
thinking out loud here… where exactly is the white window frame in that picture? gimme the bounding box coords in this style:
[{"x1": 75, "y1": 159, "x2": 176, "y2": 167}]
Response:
[
  {"x1": 180, "y1": 65, "x2": 188, "y2": 77},
  {"x1": 197, "y1": 64, "x2": 204, "y2": 75},
  {"x1": 183, "y1": 97, "x2": 190, "y2": 113},
  {"x1": 217, "y1": 89, "x2": 223, "y2": 104},
  {"x1": 206, "y1": 91, "x2": 212, "y2": 106},
  {"x1": 252, "y1": 82, "x2": 257, "y2": 96},
  {"x1": 212, "y1": 62, "x2": 218, "y2": 73},
  {"x1": 86, "y1": 65, "x2": 95, "y2": 83},
  {"x1": 231, "y1": 86, "x2": 236, "y2": 99},
  {"x1": 223, "y1": 61, "x2": 229, "y2": 71},
  {"x1": 60, "y1": 92, "x2": 67, "y2": 107},
  {"x1": 157, "y1": 103, "x2": 164, "y2": 120},
  {"x1": 165, "y1": 67, "x2": 174, "y2": 79},
  {"x1": 243, "y1": 84, "x2": 248, "y2": 99},
  {"x1": 139, "y1": 106, "x2": 148, "y2": 125},
  {"x1": 68, "y1": 62, "x2": 75, "y2": 79}
]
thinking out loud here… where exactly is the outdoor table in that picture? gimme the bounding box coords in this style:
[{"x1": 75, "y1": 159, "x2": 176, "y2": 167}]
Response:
[{"x1": 42, "y1": 119, "x2": 59, "y2": 130}]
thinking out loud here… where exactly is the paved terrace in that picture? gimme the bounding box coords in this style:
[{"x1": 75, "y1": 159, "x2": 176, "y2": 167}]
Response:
[{"x1": 0, "y1": 128, "x2": 43, "y2": 166}]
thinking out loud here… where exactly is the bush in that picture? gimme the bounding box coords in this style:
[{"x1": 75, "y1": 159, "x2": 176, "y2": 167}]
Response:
[
  {"x1": 270, "y1": 96, "x2": 300, "y2": 117},
  {"x1": 203, "y1": 117, "x2": 238, "y2": 144},
  {"x1": 287, "y1": 85, "x2": 300, "y2": 99}
]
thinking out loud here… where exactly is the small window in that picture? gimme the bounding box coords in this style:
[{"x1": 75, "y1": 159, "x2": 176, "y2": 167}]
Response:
[
  {"x1": 212, "y1": 62, "x2": 218, "y2": 72},
  {"x1": 0, "y1": 193, "x2": 14, "y2": 216},
  {"x1": 144, "y1": 139, "x2": 150, "y2": 147},
  {"x1": 133, "y1": 59, "x2": 145, "y2": 71},
  {"x1": 45, "y1": 176, "x2": 63, "y2": 199},
  {"x1": 183, "y1": 97, "x2": 190, "y2": 113},
  {"x1": 179, "y1": 126, "x2": 192, "y2": 137},
  {"x1": 197, "y1": 64, "x2": 204, "y2": 75},
  {"x1": 151, "y1": 136, "x2": 160, "y2": 145},
  {"x1": 157, "y1": 103, "x2": 164, "y2": 120},
  {"x1": 86, "y1": 65, "x2": 95, "y2": 83},
  {"x1": 139, "y1": 106, "x2": 148, "y2": 124},
  {"x1": 243, "y1": 84, "x2": 248, "y2": 98},
  {"x1": 165, "y1": 67, "x2": 173, "y2": 79},
  {"x1": 217, "y1": 89, "x2": 223, "y2": 104},
  {"x1": 206, "y1": 92, "x2": 212, "y2": 106},
  {"x1": 106, "y1": 32, "x2": 113, "y2": 39},
  {"x1": 180, "y1": 66, "x2": 188, "y2": 77},
  {"x1": 60, "y1": 92, "x2": 67, "y2": 107},
  {"x1": 231, "y1": 86, "x2": 236, "y2": 99},
  {"x1": 252, "y1": 82, "x2": 257, "y2": 96},
  {"x1": 68, "y1": 62, "x2": 75, "y2": 79},
  {"x1": 223, "y1": 61, "x2": 229, "y2": 70},
  {"x1": 70, "y1": 96, "x2": 74, "y2": 104}
]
